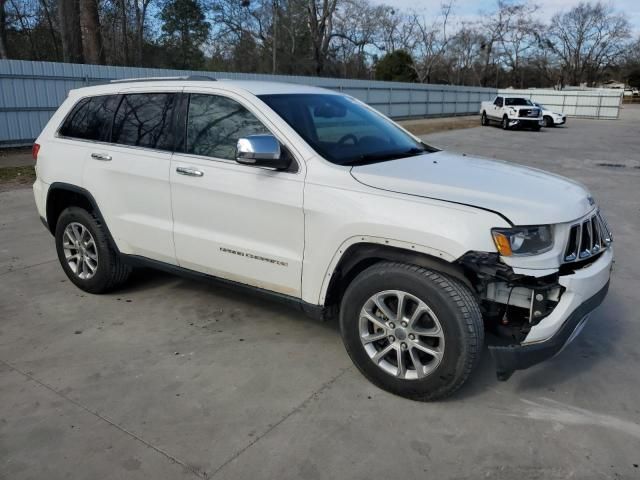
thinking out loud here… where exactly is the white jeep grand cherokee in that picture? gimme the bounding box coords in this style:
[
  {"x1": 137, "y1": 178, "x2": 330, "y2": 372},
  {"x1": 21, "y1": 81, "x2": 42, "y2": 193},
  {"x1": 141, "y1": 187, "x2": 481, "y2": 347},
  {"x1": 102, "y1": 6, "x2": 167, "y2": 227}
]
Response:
[{"x1": 32, "y1": 78, "x2": 613, "y2": 400}]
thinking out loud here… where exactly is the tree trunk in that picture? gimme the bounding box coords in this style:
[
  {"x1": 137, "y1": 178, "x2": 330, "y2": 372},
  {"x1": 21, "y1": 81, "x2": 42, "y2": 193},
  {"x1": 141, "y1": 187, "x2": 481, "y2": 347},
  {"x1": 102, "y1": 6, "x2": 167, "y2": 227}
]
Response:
[
  {"x1": 80, "y1": 0, "x2": 105, "y2": 64},
  {"x1": 0, "y1": 0, "x2": 8, "y2": 59},
  {"x1": 39, "y1": 0, "x2": 61, "y2": 60},
  {"x1": 59, "y1": 0, "x2": 84, "y2": 63},
  {"x1": 133, "y1": 0, "x2": 148, "y2": 66},
  {"x1": 119, "y1": 0, "x2": 129, "y2": 64}
]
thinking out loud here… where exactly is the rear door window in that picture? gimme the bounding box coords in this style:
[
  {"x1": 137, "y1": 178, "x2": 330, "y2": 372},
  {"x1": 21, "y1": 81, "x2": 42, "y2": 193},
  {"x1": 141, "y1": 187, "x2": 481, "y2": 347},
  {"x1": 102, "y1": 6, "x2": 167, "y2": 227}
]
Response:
[
  {"x1": 59, "y1": 95, "x2": 120, "y2": 142},
  {"x1": 112, "y1": 93, "x2": 177, "y2": 150}
]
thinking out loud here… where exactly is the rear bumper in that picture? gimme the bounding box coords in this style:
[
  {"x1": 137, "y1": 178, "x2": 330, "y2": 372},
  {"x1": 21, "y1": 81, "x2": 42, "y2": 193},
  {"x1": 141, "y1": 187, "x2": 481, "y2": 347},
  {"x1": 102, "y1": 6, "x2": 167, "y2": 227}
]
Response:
[{"x1": 489, "y1": 247, "x2": 613, "y2": 379}]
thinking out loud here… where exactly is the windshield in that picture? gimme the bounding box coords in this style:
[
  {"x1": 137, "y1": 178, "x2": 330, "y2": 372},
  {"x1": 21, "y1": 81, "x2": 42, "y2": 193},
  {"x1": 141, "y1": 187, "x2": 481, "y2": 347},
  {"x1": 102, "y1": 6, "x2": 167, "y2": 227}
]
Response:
[
  {"x1": 258, "y1": 94, "x2": 435, "y2": 166},
  {"x1": 505, "y1": 98, "x2": 533, "y2": 106}
]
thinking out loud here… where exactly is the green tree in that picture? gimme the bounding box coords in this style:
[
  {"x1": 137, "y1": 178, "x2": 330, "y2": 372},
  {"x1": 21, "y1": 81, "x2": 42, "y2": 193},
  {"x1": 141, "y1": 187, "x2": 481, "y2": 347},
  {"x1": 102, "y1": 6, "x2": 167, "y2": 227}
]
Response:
[
  {"x1": 374, "y1": 50, "x2": 417, "y2": 82},
  {"x1": 159, "y1": 0, "x2": 210, "y2": 69}
]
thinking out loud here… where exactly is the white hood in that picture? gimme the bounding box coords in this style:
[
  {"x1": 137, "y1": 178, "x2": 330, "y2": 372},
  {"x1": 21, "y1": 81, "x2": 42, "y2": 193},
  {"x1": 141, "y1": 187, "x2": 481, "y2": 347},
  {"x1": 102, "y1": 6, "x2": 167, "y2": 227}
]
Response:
[{"x1": 350, "y1": 151, "x2": 593, "y2": 225}]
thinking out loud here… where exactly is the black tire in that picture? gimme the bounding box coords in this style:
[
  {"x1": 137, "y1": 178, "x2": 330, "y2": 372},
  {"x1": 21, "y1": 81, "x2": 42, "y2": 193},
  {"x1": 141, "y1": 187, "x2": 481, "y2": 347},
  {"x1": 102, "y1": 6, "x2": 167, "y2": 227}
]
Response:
[
  {"x1": 481, "y1": 112, "x2": 488, "y2": 126},
  {"x1": 55, "y1": 207, "x2": 131, "y2": 294},
  {"x1": 532, "y1": 124, "x2": 541, "y2": 131},
  {"x1": 543, "y1": 116, "x2": 553, "y2": 127},
  {"x1": 339, "y1": 262, "x2": 484, "y2": 401},
  {"x1": 502, "y1": 116, "x2": 509, "y2": 130}
]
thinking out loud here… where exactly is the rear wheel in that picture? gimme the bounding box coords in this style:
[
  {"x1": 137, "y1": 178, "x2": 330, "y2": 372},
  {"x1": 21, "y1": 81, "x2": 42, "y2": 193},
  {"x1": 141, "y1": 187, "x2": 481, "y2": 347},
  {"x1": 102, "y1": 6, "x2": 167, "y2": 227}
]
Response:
[
  {"x1": 339, "y1": 262, "x2": 484, "y2": 401},
  {"x1": 532, "y1": 124, "x2": 541, "y2": 131},
  {"x1": 55, "y1": 207, "x2": 131, "y2": 293},
  {"x1": 502, "y1": 116, "x2": 509, "y2": 130}
]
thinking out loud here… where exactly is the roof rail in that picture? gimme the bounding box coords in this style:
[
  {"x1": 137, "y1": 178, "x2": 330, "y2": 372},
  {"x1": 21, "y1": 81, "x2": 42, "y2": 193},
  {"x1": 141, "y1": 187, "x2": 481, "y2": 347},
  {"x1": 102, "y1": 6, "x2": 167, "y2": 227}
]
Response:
[{"x1": 110, "y1": 75, "x2": 217, "y2": 84}]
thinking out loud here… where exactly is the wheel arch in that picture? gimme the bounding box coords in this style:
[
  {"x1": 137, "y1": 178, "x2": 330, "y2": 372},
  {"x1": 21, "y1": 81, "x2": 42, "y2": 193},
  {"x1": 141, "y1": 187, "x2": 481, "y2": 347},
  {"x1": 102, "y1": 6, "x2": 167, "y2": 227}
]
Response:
[
  {"x1": 46, "y1": 183, "x2": 120, "y2": 253},
  {"x1": 322, "y1": 242, "x2": 472, "y2": 309}
]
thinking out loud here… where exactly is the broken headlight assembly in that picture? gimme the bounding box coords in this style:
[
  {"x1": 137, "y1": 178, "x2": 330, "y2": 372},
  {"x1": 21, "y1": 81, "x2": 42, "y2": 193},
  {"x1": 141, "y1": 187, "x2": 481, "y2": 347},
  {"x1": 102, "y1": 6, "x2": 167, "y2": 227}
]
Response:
[{"x1": 491, "y1": 225, "x2": 553, "y2": 256}]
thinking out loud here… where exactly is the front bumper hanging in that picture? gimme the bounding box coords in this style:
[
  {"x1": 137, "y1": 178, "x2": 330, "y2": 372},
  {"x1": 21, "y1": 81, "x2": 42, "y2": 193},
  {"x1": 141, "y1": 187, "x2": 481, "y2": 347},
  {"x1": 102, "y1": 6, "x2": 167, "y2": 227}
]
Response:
[{"x1": 489, "y1": 281, "x2": 609, "y2": 380}]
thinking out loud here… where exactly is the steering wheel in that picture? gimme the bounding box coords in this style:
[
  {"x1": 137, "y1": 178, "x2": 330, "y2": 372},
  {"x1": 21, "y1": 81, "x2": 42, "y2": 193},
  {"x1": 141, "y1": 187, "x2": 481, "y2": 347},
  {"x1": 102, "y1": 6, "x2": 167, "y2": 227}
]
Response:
[{"x1": 337, "y1": 134, "x2": 358, "y2": 146}]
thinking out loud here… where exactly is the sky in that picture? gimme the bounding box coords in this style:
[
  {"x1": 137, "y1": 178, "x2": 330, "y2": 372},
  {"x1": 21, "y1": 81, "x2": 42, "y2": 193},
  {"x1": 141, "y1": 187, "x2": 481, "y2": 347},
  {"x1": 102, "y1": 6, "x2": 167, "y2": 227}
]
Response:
[{"x1": 372, "y1": 0, "x2": 640, "y2": 35}]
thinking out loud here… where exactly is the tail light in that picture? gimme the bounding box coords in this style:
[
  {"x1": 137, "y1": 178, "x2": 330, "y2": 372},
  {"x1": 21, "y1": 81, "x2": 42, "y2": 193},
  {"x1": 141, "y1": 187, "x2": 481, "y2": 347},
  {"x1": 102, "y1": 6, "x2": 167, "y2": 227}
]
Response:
[{"x1": 32, "y1": 143, "x2": 40, "y2": 161}]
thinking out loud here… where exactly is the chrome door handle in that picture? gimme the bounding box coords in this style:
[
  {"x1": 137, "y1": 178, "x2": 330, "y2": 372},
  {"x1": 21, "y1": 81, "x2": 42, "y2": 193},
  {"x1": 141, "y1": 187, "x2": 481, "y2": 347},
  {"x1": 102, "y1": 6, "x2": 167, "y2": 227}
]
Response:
[
  {"x1": 91, "y1": 153, "x2": 112, "y2": 161},
  {"x1": 176, "y1": 167, "x2": 204, "y2": 177}
]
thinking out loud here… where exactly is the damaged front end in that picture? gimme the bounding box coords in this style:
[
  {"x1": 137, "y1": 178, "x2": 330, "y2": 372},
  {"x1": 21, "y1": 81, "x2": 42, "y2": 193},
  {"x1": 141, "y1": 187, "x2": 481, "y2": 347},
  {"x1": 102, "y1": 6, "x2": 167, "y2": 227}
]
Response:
[{"x1": 458, "y1": 250, "x2": 611, "y2": 381}]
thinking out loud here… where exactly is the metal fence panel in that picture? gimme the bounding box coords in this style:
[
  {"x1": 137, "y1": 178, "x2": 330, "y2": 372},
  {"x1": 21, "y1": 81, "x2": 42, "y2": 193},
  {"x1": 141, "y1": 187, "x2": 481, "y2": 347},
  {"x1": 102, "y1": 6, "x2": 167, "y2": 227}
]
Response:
[
  {"x1": 0, "y1": 59, "x2": 499, "y2": 147},
  {"x1": 497, "y1": 88, "x2": 622, "y2": 119},
  {"x1": 1, "y1": 60, "x2": 622, "y2": 147}
]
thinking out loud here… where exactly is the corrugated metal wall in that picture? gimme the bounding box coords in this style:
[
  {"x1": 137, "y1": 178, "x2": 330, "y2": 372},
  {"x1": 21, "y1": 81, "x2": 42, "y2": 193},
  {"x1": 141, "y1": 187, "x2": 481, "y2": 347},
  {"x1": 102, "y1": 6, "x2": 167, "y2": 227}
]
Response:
[
  {"x1": 497, "y1": 88, "x2": 623, "y2": 119},
  {"x1": 0, "y1": 60, "x2": 623, "y2": 147},
  {"x1": 0, "y1": 59, "x2": 497, "y2": 147}
]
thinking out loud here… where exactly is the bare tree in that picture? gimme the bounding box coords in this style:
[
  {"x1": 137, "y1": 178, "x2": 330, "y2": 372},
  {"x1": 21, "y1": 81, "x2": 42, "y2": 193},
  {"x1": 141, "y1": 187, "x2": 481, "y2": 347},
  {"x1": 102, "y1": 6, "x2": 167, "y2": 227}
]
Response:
[
  {"x1": 496, "y1": 2, "x2": 542, "y2": 87},
  {"x1": 307, "y1": 0, "x2": 338, "y2": 74},
  {"x1": 547, "y1": 2, "x2": 631, "y2": 86},
  {"x1": 59, "y1": 0, "x2": 84, "y2": 62},
  {"x1": 133, "y1": 0, "x2": 152, "y2": 65},
  {"x1": 0, "y1": 0, "x2": 9, "y2": 59},
  {"x1": 80, "y1": 0, "x2": 105, "y2": 64},
  {"x1": 410, "y1": 2, "x2": 453, "y2": 83},
  {"x1": 39, "y1": 0, "x2": 60, "y2": 60},
  {"x1": 118, "y1": 0, "x2": 129, "y2": 64},
  {"x1": 447, "y1": 24, "x2": 484, "y2": 85}
]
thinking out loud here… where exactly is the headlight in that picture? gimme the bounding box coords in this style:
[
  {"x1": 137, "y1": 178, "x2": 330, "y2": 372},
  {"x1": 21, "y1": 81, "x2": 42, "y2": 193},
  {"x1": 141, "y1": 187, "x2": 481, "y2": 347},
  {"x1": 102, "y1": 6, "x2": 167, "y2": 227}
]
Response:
[{"x1": 491, "y1": 225, "x2": 554, "y2": 256}]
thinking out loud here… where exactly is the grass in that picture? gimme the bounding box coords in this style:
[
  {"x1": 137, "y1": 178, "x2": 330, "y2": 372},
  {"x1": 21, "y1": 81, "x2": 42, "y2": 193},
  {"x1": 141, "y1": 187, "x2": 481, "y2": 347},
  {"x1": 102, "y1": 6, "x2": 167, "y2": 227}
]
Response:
[
  {"x1": 399, "y1": 116, "x2": 480, "y2": 136},
  {"x1": 0, "y1": 165, "x2": 36, "y2": 188}
]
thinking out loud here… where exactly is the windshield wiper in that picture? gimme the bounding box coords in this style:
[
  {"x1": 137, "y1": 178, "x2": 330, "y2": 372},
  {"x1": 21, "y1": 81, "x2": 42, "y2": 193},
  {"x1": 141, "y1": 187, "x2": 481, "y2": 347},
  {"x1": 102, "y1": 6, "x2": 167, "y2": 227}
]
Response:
[{"x1": 342, "y1": 147, "x2": 428, "y2": 166}]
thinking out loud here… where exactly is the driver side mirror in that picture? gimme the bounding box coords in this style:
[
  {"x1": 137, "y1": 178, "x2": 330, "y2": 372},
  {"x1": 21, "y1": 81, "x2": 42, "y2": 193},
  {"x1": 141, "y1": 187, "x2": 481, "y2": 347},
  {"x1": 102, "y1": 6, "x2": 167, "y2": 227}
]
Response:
[{"x1": 235, "y1": 135, "x2": 291, "y2": 170}]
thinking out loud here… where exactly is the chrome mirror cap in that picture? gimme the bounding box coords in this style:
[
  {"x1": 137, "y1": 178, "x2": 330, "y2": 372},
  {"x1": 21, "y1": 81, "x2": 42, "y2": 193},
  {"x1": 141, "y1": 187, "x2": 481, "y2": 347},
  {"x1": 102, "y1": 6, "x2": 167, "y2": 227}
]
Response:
[{"x1": 236, "y1": 135, "x2": 281, "y2": 163}]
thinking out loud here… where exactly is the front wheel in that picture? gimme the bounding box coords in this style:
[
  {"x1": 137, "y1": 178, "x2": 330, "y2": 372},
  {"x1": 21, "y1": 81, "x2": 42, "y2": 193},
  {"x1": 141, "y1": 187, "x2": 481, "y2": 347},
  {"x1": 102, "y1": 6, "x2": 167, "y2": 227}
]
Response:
[
  {"x1": 481, "y1": 112, "x2": 488, "y2": 126},
  {"x1": 502, "y1": 116, "x2": 509, "y2": 130},
  {"x1": 339, "y1": 262, "x2": 484, "y2": 401},
  {"x1": 543, "y1": 116, "x2": 553, "y2": 127}
]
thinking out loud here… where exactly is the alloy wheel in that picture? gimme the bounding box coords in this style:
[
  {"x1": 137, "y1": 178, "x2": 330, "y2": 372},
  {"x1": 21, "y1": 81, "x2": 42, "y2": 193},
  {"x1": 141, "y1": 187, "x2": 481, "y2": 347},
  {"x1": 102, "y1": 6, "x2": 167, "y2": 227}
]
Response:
[
  {"x1": 359, "y1": 290, "x2": 445, "y2": 380},
  {"x1": 62, "y1": 222, "x2": 99, "y2": 280}
]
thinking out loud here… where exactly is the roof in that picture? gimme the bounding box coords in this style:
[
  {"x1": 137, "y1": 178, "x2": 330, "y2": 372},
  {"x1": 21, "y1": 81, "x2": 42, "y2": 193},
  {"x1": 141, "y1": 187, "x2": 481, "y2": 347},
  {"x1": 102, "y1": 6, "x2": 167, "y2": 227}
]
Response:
[{"x1": 69, "y1": 78, "x2": 338, "y2": 98}]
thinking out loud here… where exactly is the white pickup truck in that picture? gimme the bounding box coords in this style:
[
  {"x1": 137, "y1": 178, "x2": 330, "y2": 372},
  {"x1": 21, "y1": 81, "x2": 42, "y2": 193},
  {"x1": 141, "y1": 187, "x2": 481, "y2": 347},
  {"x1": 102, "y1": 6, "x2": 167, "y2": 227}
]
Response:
[{"x1": 481, "y1": 96, "x2": 543, "y2": 130}]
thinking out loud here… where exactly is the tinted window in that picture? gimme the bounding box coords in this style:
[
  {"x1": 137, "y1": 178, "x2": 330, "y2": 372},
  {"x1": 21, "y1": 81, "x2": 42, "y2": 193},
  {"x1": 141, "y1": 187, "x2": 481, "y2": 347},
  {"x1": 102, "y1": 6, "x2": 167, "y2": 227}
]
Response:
[
  {"x1": 186, "y1": 94, "x2": 269, "y2": 160},
  {"x1": 112, "y1": 93, "x2": 176, "y2": 150},
  {"x1": 259, "y1": 94, "x2": 431, "y2": 166},
  {"x1": 505, "y1": 98, "x2": 532, "y2": 106},
  {"x1": 494, "y1": 97, "x2": 503, "y2": 107},
  {"x1": 59, "y1": 95, "x2": 119, "y2": 141}
]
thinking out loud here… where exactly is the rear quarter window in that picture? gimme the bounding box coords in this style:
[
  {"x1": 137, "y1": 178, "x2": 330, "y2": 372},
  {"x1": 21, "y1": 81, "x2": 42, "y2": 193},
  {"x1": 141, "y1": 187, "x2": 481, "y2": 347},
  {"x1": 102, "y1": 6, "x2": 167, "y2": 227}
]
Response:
[{"x1": 58, "y1": 95, "x2": 120, "y2": 142}]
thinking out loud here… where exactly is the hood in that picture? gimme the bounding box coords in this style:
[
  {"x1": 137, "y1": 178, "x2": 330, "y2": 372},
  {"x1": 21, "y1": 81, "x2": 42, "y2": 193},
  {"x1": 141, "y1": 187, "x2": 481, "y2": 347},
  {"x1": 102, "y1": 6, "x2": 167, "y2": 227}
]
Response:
[{"x1": 350, "y1": 151, "x2": 593, "y2": 225}]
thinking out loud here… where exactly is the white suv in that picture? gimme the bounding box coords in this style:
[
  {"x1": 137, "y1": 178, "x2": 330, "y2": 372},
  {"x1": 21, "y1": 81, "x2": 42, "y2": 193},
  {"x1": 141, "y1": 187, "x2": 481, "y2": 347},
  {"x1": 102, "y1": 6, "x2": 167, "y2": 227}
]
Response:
[{"x1": 32, "y1": 78, "x2": 613, "y2": 400}]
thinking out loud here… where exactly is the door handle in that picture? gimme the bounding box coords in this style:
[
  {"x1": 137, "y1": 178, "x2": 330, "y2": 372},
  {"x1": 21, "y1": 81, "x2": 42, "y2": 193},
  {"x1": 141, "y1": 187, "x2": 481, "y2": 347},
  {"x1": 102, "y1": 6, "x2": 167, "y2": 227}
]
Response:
[
  {"x1": 91, "y1": 152, "x2": 112, "y2": 161},
  {"x1": 176, "y1": 167, "x2": 204, "y2": 177}
]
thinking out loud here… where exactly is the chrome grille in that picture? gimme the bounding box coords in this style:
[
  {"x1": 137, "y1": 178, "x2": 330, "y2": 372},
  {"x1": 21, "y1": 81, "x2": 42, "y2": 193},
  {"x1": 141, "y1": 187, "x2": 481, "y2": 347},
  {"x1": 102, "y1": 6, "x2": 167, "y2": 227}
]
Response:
[
  {"x1": 519, "y1": 108, "x2": 540, "y2": 117},
  {"x1": 564, "y1": 211, "x2": 612, "y2": 263}
]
